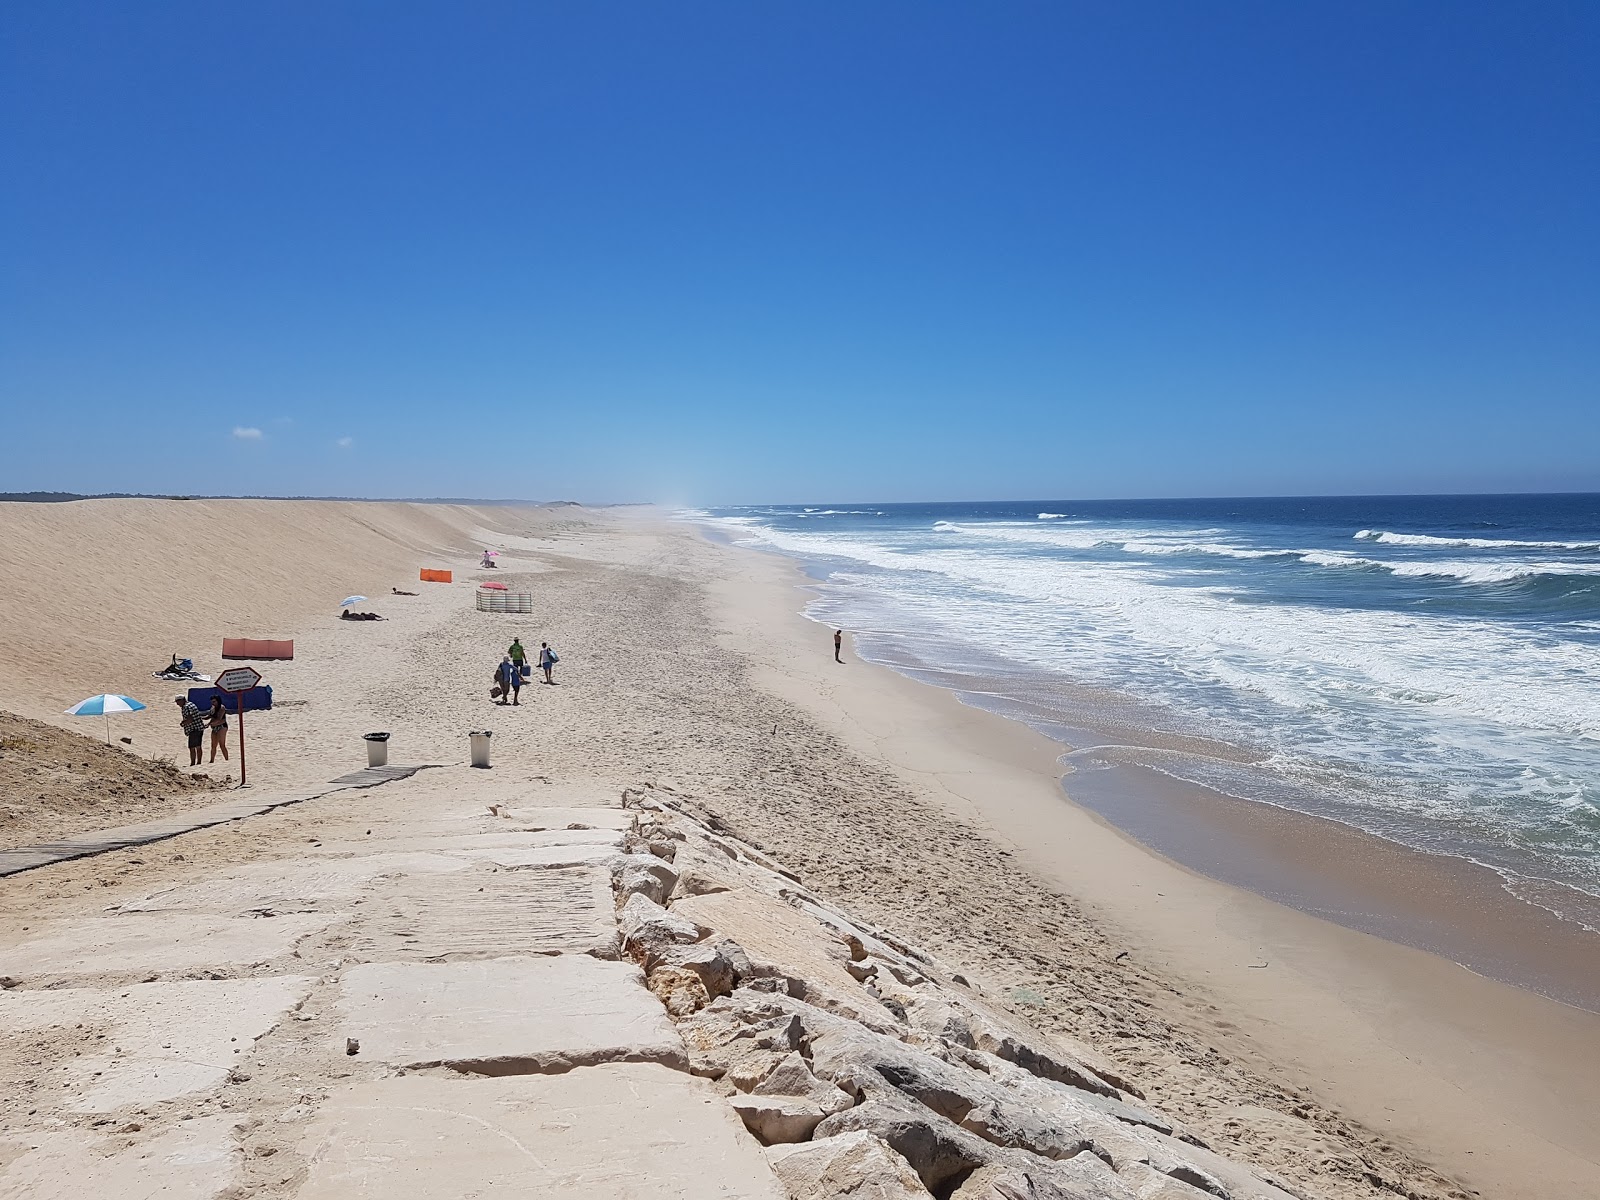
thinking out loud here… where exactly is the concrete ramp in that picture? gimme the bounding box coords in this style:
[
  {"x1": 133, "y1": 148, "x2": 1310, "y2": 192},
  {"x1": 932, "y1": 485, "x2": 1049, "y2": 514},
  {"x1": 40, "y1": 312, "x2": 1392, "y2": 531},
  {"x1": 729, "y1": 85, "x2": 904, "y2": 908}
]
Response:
[{"x1": 296, "y1": 1066, "x2": 785, "y2": 1199}]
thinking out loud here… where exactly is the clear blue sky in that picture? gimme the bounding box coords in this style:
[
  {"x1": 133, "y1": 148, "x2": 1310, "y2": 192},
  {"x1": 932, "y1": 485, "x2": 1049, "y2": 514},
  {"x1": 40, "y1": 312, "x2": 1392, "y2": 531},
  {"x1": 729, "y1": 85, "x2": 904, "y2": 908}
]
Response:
[{"x1": 2, "y1": 2, "x2": 1596, "y2": 504}]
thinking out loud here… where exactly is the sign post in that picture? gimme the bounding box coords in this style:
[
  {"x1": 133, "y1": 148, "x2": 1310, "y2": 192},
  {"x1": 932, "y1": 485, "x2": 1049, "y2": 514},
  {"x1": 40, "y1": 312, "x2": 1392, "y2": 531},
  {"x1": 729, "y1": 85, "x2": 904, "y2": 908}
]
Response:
[{"x1": 216, "y1": 666, "x2": 263, "y2": 787}]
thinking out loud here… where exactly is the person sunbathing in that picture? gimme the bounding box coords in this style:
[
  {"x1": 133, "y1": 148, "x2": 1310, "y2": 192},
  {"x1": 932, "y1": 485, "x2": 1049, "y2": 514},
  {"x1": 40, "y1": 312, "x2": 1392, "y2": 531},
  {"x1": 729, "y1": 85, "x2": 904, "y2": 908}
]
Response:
[{"x1": 391, "y1": 587, "x2": 418, "y2": 596}]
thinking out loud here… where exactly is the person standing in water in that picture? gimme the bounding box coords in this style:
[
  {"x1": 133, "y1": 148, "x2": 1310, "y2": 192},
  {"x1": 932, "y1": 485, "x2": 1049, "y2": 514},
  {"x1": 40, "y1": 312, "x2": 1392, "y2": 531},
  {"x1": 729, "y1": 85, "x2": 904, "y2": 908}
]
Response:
[
  {"x1": 834, "y1": 629, "x2": 844, "y2": 663},
  {"x1": 539, "y1": 641, "x2": 558, "y2": 684}
]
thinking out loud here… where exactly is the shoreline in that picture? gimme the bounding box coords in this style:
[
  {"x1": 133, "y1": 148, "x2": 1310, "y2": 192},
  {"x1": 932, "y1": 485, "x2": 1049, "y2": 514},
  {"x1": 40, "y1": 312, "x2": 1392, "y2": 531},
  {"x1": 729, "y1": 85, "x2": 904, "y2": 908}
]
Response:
[
  {"x1": 689, "y1": 514, "x2": 1600, "y2": 1198},
  {"x1": 705, "y1": 520, "x2": 1600, "y2": 1014}
]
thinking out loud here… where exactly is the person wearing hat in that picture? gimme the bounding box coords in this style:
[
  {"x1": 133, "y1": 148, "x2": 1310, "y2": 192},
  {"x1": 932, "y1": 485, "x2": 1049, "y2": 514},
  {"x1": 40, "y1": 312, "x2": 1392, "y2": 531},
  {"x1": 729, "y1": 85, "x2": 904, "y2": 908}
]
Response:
[{"x1": 174, "y1": 695, "x2": 206, "y2": 766}]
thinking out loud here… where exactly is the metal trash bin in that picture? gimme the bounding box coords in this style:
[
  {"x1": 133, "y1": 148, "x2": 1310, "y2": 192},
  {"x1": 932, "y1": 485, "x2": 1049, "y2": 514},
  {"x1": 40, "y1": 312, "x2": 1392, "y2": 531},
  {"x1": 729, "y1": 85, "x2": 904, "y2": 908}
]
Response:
[
  {"x1": 469, "y1": 729, "x2": 493, "y2": 769},
  {"x1": 363, "y1": 732, "x2": 390, "y2": 768}
]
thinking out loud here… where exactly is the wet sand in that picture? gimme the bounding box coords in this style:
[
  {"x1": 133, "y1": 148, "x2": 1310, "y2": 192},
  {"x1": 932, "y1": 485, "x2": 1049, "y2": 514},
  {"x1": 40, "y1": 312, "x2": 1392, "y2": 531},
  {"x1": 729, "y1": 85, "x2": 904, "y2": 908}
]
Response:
[{"x1": 869, "y1": 658, "x2": 1600, "y2": 1013}]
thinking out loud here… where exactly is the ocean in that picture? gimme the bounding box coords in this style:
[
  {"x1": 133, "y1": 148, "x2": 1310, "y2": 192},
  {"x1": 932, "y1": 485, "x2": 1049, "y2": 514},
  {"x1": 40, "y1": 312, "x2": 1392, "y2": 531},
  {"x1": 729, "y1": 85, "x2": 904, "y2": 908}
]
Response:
[{"x1": 695, "y1": 495, "x2": 1600, "y2": 939}]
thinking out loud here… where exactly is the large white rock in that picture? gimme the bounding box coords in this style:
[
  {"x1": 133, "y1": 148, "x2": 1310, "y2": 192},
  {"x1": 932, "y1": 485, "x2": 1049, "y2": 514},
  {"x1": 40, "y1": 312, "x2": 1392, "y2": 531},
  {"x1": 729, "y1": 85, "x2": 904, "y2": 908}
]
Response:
[
  {"x1": 1, "y1": 976, "x2": 311, "y2": 1111},
  {"x1": 0, "y1": 1117, "x2": 238, "y2": 1199},
  {"x1": 729, "y1": 1094, "x2": 830, "y2": 1144},
  {"x1": 619, "y1": 893, "x2": 706, "y2": 966},
  {"x1": 670, "y1": 889, "x2": 882, "y2": 1020},
  {"x1": 295, "y1": 1065, "x2": 785, "y2": 1198},
  {"x1": 336, "y1": 956, "x2": 686, "y2": 1072},
  {"x1": 766, "y1": 1130, "x2": 929, "y2": 1199},
  {"x1": 1, "y1": 913, "x2": 337, "y2": 978}
]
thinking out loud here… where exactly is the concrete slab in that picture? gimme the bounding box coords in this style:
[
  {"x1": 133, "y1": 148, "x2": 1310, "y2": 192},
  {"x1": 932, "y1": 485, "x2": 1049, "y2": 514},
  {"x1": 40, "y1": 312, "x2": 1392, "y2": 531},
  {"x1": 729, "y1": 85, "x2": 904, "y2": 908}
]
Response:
[
  {"x1": 2, "y1": 913, "x2": 337, "y2": 979},
  {"x1": 453, "y1": 827, "x2": 628, "y2": 850},
  {"x1": 114, "y1": 853, "x2": 467, "y2": 915},
  {"x1": 296, "y1": 1064, "x2": 785, "y2": 1199},
  {"x1": 451, "y1": 843, "x2": 624, "y2": 869},
  {"x1": 0, "y1": 1117, "x2": 237, "y2": 1199},
  {"x1": 336, "y1": 956, "x2": 685, "y2": 1072},
  {"x1": 497, "y1": 806, "x2": 636, "y2": 832},
  {"x1": 1, "y1": 976, "x2": 312, "y2": 1111},
  {"x1": 306, "y1": 827, "x2": 628, "y2": 859},
  {"x1": 349, "y1": 865, "x2": 618, "y2": 960}
]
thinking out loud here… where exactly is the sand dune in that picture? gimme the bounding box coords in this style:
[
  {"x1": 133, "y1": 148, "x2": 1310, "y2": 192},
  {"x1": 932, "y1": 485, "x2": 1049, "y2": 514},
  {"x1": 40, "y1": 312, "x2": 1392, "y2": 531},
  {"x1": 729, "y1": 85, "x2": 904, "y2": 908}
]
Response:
[{"x1": 0, "y1": 499, "x2": 541, "y2": 722}]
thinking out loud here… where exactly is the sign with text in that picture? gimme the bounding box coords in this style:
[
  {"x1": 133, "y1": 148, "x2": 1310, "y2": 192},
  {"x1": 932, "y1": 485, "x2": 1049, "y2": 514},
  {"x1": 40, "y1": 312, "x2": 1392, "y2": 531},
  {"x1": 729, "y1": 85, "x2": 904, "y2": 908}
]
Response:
[{"x1": 216, "y1": 666, "x2": 262, "y2": 693}]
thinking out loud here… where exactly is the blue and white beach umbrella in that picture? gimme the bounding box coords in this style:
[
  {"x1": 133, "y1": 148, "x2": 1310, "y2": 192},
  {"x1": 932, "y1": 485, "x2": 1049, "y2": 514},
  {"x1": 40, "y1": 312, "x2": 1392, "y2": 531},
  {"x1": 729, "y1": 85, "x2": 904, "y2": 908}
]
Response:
[
  {"x1": 340, "y1": 594, "x2": 367, "y2": 608},
  {"x1": 64, "y1": 693, "x2": 148, "y2": 743}
]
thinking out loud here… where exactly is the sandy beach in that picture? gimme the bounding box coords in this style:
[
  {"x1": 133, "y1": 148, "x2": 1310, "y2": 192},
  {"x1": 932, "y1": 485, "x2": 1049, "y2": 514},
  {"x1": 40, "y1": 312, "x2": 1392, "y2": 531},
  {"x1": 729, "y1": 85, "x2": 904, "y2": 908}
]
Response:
[{"x1": 2, "y1": 498, "x2": 1597, "y2": 1199}]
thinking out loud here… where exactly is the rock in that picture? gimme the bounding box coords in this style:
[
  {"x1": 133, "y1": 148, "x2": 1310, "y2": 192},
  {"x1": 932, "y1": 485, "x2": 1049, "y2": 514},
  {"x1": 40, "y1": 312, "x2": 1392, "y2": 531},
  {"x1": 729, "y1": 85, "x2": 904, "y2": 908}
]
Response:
[
  {"x1": 646, "y1": 839, "x2": 679, "y2": 862},
  {"x1": 807, "y1": 1021, "x2": 984, "y2": 1122},
  {"x1": 647, "y1": 966, "x2": 711, "y2": 1016},
  {"x1": 657, "y1": 939, "x2": 740, "y2": 999},
  {"x1": 1093, "y1": 1127, "x2": 1302, "y2": 1200},
  {"x1": 847, "y1": 959, "x2": 880, "y2": 983},
  {"x1": 671, "y1": 891, "x2": 900, "y2": 1028},
  {"x1": 676, "y1": 993, "x2": 805, "y2": 1079},
  {"x1": 766, "y1": 1130, "x2": 929, "y2": 1199},
  {"x1": 903, "y1": 992, "x2": 976, "y2": 1048},
  {"x1": 727, "y1": 1049, "x2": 790, "y2": 1092},
  {"x1": 958, "y1": 1099, "x2": 1096, "y2": 1162},
  {"x1": 959, "y1": 1001, "x2": 1142, "y2": 1100},
  {"x1": 951, "y1": 1157, "x2": 1139, "y2": 1199},
  {"x1": 753, "y1": 1051, "x2": 854, "y2": 1116},
  {"x1": 618, "y1": 893, "x2": 704, "y2": 966},
  {"x1": 814, "y1": 1094, "x2": 995, "y2": 1192},
  {"x1": 969, "y1": 1028, "x2": 1121, "y2": 1100},
  {"x1": 730, "y1": 1094, "x2": 830, "y2": 1144},
  {"x1": 965, "y1": 1051, "x2": 1176, "y2": 1139},
  {"x1": 611, "y1": 854, "x2": 679, "y2": 905}
]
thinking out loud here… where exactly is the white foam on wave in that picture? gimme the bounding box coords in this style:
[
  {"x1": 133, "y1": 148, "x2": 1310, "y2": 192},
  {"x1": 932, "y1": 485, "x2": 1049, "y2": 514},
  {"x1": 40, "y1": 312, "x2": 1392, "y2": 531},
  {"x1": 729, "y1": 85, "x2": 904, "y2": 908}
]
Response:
[
  {"x1": 1037, "y1": 512, "x2": 1068, "y2": 519},
  {"x1": 1355, "y1": 529, "x2": 1600, "y2": 552},
  {"x1": 730, "y1": 515, "x2": 1600, "y2": 742},
  {"x1": 1121, "y1": 540, "x2": 1296, "y2": 561},
  {"x1": 1382, "y1": 560, "x2": 1600, "y2": 585},
  {"x1": 727, "y1": 511, "x2": 1600, "y2": 897}
]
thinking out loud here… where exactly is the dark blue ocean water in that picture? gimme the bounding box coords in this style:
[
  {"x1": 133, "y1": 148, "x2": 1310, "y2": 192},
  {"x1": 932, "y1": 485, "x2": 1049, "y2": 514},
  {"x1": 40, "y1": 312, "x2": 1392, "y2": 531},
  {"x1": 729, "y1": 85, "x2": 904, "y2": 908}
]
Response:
[{"x1": 697, "y1": 495, "x2": 1600, "y2": 917}]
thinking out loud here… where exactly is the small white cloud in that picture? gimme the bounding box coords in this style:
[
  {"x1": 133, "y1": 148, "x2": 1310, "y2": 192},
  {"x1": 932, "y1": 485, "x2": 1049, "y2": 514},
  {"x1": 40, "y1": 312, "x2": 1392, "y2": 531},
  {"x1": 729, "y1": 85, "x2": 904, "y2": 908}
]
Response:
[
  {"x1": 232, "y1": 426, "x2": 264, "y2": 440},
  {"x1": 335, "y1": 436, "x2": 353, "y2": 448}
]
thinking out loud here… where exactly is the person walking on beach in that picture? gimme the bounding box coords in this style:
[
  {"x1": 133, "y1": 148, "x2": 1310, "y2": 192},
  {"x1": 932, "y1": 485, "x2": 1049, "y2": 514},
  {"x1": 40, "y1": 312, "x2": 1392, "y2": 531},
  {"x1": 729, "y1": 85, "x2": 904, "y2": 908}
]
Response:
[
  {"x1": 508, "y1": 637, "x2": 527, "y2": 676},
  {"x1": 539, "y1": 641, "x2": 558, "y2": 684},
  {"x1": 497, "y1": 655, "x2": 522, "y2": 705},
  {"x1": 174, "y1": 695, "x2": 205, "y2": 766},
  {"x1": 834, "y1": 629, "x2": 844, "y2": 663},
  {"x1": 207, "y1": 695, "x2": 230, "y2": 763}
]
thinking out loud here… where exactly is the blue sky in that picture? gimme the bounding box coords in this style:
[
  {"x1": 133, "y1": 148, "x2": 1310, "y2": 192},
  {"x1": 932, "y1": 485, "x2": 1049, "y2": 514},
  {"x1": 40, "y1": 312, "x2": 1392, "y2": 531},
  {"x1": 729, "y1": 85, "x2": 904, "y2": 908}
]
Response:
[{"x1": 2, "y1": 2, "x2": 1596, "y2": 504}]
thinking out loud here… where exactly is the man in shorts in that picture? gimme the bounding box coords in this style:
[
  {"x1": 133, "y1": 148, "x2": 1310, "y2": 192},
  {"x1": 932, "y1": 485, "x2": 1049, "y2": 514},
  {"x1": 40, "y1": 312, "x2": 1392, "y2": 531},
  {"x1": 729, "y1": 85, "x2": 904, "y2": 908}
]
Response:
[{"x1": 175, "y1": 695, "x2": 206, "y2": 766}]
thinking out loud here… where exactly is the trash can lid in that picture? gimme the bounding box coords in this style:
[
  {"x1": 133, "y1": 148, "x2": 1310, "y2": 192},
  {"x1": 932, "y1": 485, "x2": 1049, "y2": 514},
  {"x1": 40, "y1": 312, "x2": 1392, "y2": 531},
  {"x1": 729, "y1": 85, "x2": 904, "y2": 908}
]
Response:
[
  {"x1": 362, "y1": 732, "x2": 391, "y2": 741},
  {"x1": 469, "y1": 729, "x2": 493, "y2": 737}
]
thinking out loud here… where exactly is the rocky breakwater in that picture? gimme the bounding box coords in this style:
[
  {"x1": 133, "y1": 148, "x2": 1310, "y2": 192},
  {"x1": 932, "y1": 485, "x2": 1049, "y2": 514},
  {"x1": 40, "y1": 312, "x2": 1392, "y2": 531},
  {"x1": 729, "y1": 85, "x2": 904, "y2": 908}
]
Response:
[{"x1": 615, "y1": 785, "x2": 1306, "y2": 1200}]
